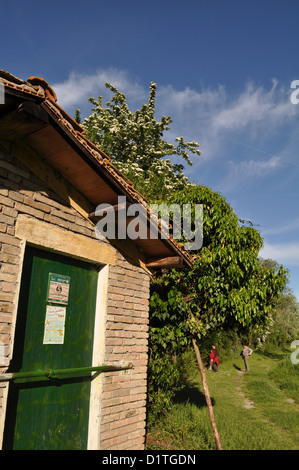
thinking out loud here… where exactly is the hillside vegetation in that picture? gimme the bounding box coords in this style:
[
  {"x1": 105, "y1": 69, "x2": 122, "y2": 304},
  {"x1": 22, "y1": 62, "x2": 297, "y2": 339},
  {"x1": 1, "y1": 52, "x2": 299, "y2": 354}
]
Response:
[{"x1": 146, "y1": 347, "x2": 299, "y2": 450}]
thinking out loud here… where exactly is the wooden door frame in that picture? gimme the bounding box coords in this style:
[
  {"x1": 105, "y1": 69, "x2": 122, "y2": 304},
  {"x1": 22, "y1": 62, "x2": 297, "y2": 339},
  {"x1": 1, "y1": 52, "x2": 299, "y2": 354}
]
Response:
[
  {"x1": 1, "y1": 215, "x2": 114, "y2": 449},
  {"x1": 88, "y1": 264, "x2": 109, "y2": 450}
]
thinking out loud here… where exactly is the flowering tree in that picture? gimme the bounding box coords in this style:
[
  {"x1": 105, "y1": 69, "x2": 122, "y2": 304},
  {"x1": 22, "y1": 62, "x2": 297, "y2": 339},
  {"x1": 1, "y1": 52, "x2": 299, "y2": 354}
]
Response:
[{"x1": 76, "y1": 82, "x2": 201, "y2": 201}]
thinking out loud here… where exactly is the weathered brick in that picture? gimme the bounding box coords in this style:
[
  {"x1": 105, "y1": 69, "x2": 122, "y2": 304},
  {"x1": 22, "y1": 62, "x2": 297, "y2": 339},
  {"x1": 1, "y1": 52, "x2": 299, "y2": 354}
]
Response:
[
  {"x1": 0, "y1": 303, "x2": 15, "y2": 314},
  {"x1": 8, "y1": 190, "x2": 24, "y2": 203},
  {"x1": 0, "y1": 313, "x2": 13, "y2": 323},
  {"x1": 0, "y1": 325, "x2": 11, "y2": 334},
  {"x1": 0, "y1": 282, "x2": 18, "y2": 294},
  {"x1": 2, "y1": 206, "x2": 18, "y2": 218},
  {"x1": 0, "y1": 194, "x2": 14, "y2": 208},
  {"x1": 50, "y1": 208, "x2": 76, "y2": 223},
  {"x1": 6, "y1": 226, "x2": 15, "y2": 236},
  {"x1": 1, "y1": 264, "x2": 18, "y2": 275},
  {"x1": 0, "y1": 233, "x2": 20, "y2": 247},
  {"x1": 0, "y1": 253, "x2": 19, "y2": 265},
  {"x1": 23, "y1": 197, "x2": 51, "y2": 214},
  {"x1": 15, "y1": 202, "x2": 45, "y2": 219},
  {"x1": 44, "y1": 213, "x2": 70, "y2": 229},
  {"x1": 1, "y1": 244, "x2": 20, "y2": 256},
  {"x1": 0, "y1": 292, "x2": 15, "y2": 302},
  {"x1": 0, "y1": 160, "x2": 30, "y2": 179}
]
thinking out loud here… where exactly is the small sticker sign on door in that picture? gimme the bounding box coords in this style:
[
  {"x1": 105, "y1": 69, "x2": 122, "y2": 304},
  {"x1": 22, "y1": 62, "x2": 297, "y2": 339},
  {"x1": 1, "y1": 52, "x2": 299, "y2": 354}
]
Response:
[
  {"x1": 47, "y1": 273, "x2": 70, "y2": 305},
  {"x1": 43, "y1": 305, "x2": 66, "y2": 344}
]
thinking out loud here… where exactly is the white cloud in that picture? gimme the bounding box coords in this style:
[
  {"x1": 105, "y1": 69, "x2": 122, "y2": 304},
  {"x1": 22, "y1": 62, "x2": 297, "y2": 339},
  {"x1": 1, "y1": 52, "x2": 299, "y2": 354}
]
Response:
[
  {"x1": 260, "y1": 241, "x2": 299, "y2": 266},
  {"x1": 217, "y1": 155, "x2": 282, "y2": 193},
  {"x1": 154, "y1": 79, "x2": 296, "y2": 139},
  {"x1": 231, "y1": 155, "x2": 281, "y2": 177},
  {"x1": 52, "y1": 68, "x2": 146, "y2": 111},
  {"x1": 211, "y1": 80, "x2": 296, "y2": 133},
  {"x1": 156, "y1": 84, "x2": 225, "y2": 118},
  {"x1": 263, "y1": 218, "x2": 299, "y2": 236}
]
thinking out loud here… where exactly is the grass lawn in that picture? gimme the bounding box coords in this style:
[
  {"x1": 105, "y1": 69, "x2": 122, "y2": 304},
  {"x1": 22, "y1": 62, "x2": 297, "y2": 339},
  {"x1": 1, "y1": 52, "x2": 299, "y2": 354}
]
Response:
[{"x1": 146, "y1": 348, "x2": 299, "y2": 450}]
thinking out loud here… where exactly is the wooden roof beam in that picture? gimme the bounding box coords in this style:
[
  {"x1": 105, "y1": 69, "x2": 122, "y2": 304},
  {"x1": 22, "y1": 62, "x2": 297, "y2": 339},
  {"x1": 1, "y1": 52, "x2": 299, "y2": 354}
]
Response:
[
  {"x1": 145, "y1": 256, "x2": 184, "y2": 268},
  {"x1": 88, "y1": 200, "x2": 131, "y2": 218}
]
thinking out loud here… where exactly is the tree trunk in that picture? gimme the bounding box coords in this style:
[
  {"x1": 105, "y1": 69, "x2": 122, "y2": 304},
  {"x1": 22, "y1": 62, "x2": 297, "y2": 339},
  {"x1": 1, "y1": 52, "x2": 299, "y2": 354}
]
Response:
[{"x1": 192, "y1": 337, "x2": 222, "y2": 450}]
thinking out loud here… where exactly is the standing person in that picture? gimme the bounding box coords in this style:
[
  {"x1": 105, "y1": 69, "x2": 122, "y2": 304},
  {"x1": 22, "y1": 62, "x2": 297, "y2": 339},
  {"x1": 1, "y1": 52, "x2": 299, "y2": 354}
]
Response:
[
  {"x1": 209, "y1": 344, "x2": 220, "y2": 372},
  {"x1": 241, "y1": 343, "x2": 253, "y2": 372}
]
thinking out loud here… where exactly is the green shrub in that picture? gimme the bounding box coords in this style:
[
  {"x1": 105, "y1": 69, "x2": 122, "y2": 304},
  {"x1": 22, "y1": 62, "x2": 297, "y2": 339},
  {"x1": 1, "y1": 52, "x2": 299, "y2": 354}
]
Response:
[
  {"x1": 268, "y1": 351, "x2": 299, "y2": 402},
  {"x1": 147, "y1": 356, "x2": 182, "y2": 426}
]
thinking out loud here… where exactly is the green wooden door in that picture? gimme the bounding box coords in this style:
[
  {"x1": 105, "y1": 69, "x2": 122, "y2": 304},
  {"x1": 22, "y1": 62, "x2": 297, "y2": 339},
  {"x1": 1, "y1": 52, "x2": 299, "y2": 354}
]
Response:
[{"x1": 3, "y1": 246, "x2": 98, "y2": 450}]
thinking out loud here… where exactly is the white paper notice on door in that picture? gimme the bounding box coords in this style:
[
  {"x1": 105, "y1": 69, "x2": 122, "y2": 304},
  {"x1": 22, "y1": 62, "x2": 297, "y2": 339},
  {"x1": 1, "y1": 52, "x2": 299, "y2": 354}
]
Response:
[{"x1": 43, "y1": 305, "x2": 66, "y2": 345}]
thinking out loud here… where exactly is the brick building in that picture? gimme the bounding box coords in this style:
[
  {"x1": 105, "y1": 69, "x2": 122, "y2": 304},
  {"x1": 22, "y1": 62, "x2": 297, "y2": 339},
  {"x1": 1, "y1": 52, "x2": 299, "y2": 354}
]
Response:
[{"x1": 0, "y1": 71, "x2": 191, "y2": 450}]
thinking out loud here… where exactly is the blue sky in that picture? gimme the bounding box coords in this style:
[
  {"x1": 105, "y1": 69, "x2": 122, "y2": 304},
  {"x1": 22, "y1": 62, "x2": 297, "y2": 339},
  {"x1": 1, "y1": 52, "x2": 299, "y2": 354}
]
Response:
[{"x1": 1, "y1": 1, "x2": 299, "y2": 299}]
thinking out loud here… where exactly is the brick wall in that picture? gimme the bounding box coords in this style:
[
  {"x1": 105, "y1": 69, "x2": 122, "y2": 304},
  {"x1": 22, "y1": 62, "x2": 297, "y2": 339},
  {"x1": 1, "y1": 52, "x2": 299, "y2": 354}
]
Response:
[
  {"x1": 0, "y1": 147, "x2": 150, "y2": 450},
  {"x1": 101, "y1": 261, "x2": 149, "y2": 449}
]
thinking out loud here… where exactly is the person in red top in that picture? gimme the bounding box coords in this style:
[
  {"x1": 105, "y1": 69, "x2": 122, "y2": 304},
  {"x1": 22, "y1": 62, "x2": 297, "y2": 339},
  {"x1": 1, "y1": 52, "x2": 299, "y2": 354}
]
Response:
[{"x1": 209, "y1": 344, "x2": 220, "y2": 372}]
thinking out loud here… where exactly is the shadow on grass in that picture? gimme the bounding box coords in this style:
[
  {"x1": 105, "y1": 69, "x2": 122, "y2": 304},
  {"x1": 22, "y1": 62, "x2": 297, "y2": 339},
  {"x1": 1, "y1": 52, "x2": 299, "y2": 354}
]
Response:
[
  {"x1": 261, "y1": 349, "x2": 289, "y2": 360},
  {"x1": 173, "y1": 382, "x2": 215, "y2": 407}
]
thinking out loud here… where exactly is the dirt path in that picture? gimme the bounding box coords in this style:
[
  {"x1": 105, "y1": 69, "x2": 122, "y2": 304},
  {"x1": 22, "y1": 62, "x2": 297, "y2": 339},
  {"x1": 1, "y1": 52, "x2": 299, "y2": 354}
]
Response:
[
  {"x1": 235, "y1": 367, "x2": 299, "y2": 411},
  {"x1": 235, "y1": 370, "x2": 255, "y2": 409},
  {"x1": 233, "y1": 359, "x2": 299, "y2": 446}
]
